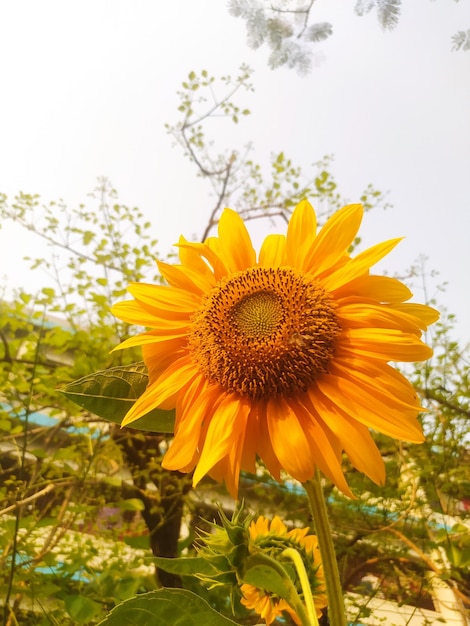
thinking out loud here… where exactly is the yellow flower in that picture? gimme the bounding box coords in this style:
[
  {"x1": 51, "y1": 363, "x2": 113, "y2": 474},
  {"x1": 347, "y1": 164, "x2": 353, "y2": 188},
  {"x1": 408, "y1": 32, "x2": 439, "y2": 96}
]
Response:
[
  {"x1": 112, "y1": 200, "x2": 438, "y2": 497},
  {"x1": 240, "y1": 515, "x2": 327, "y2": 625}
]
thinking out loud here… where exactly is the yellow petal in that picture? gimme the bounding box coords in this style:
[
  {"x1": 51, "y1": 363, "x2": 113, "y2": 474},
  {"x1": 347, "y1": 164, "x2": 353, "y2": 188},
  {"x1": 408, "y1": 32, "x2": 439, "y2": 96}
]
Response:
[
  {"x1": 176, "y1": 237, "x2": 228, "y2": 280},
  {"x1": 192, "y1": 394, "x2": 250, "y2": 487},
  {"x1": 121, "y1": 356, "x2": 196, "y2": 427},
  {"x1": 253, "y1": 402, "x2": 283, "y2": 480},
  {"x1": 157, "y1": 261, "x2": 212, "y2": 295},
  {"x1": 266, "y1": 396, "x2": 352, "y2": 495},
  {"x1": 113, "y1": 330, "x2": 188, "y2": 352},
  {"x1": 304, "y1": 204, "x2": 363, "y2": 276},
  {"x1": 306, "y1": 391, "x2": 385, "y2": 485},
  {"x1": 286, "y1": 199, "x2": 317, "y2": 268},
  {"x1": 343, "y1": 327, "x2": 433, "y2": 361},
  {"x1": 389, "y1": 302, "x2": 440, "y2": 328},
  {"x1": 321, "y1": 238, "x2": 403, "y2": 291},
  {"x1": 333, "y1": 275, "x2": 412, "y2": 303},
  {"x1": 258, "y1": 234, "x2": 286, "y2": 267},
  {"x1": 239, "y1": 406, "x2": 260, "y2": 473},
  {"x1": 337, "y1": 302, "x2": 425, "y2": 334},
  {"x1": 177, "y1": 235, "x2": 217, "y2": 282},
  {"x1": 330, "y1": 360, "x2": 420, "y2": 411},
  {"x1": 333, "y1": 349, "x2": 419, "y2": 406},
  {"x1": 111, "y1": 300, "x2": 159, "y2": 326},
  {"x1": 207, "y1": 456, "x2": 238, "y2": 497},
  {"x1": 111, "y1": 298, "x2": 192, "y2": 326},
  {"x1": 128, "y1": 282, "x2": 199, "y2": 312},
  {"x1": 209, "y1": 417, "x2": 250, "y2": 496},
  {"x1": 250, "y1": 516, "x2": 270, "y2": 537},
  {"x1": 143, "y1": 342, "x2": 187, "y2": 381},
  {"x1": 315, "y1": 375, "x2": 424, "y2": 442},
  {"x1": 162, "y1": 376, "x2": 214, "y2": 472},
  {"x1": 266, "y1": 397, "x2": 316, "y2": 482},
  {"x1": 288, "y1": 399, "x2": 355, "y2": 496},
  {"x1": 270, "y1": 516, "x2": 288, "y2": 536},
  {"x1": 217, "y1": 208, "x2": 256, "y2": 272}
]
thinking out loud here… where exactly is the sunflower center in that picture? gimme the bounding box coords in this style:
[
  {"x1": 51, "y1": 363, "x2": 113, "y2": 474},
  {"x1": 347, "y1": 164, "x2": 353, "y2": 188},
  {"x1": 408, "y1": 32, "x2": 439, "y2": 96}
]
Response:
[
  {"x1": 189, "y1": 266, "x2": 341, "y2": 400},
  {"x1": 231, "y1": 291, "x2": 283, "y2": 338}
]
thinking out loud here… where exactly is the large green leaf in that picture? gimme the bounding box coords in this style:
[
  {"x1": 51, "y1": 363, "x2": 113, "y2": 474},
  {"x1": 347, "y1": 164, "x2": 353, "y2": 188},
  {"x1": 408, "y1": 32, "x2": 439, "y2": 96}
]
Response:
[
  {"x1": 153, "y1": 555, "x2": 232, "y2": 578},
  {"x1": 64, "y1": 594, "x2": 102, "y2": 623},
  {"x1": 96, "y1": 589, "x2": 239, "y2": 625},
  {"x1": 61, "y1": 362, "x2": 175, "y2": 433},
  {"x1": 153, "y1": 555, "x2": 236, "y2": 585}
]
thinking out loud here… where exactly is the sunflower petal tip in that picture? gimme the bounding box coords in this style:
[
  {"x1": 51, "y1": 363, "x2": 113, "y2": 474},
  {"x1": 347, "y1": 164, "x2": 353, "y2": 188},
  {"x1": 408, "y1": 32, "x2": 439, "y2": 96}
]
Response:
[
  {"x1": 296, "y1": 197, "x2": 314, "y2": 210},
  {"x1": 346, "y1": 202, "x2": 364, "y2": 213},
  {"x1": 120, "y1": 411, "x2": 141, "y2": 429}
]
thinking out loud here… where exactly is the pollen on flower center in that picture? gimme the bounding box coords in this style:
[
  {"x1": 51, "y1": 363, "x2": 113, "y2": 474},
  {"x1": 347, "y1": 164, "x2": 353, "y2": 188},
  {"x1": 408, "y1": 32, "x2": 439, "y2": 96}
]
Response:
[{"x1": 189, "y1": 266, "x2": 341, "y2": 400}]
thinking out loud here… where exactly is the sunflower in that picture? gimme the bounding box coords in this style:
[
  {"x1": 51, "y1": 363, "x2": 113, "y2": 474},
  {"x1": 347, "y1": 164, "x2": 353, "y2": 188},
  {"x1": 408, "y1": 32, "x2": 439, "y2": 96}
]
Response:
[
  {"x1": 112, "y1": 200, "x2": 438, "y2": 497},
  {"x1": 240, "y1": 515, "x2": 327, "y2": 625}
]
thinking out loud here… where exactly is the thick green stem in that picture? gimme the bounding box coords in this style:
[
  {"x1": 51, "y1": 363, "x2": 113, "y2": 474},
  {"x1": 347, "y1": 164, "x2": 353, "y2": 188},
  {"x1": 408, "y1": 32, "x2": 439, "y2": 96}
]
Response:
[{"x1": 304, "y1": 472, "x2": 347, "y2": 626}]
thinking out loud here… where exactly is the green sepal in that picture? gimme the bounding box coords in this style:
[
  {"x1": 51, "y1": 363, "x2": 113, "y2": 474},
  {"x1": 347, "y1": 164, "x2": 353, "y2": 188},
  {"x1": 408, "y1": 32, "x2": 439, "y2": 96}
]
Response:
[{"x1": 218, "y1": 504, "x2": 251, "y2": 549}]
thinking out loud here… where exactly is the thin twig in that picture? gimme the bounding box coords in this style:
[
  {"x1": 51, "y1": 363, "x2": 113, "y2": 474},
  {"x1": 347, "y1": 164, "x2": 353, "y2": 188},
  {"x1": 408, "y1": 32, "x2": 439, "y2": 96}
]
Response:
[
  {"x1": 201, "y1": 155, "x2": 236, "y2": 241},
  {"x1": 0, "y1": 484, "x2": 56, "y2": 517}
]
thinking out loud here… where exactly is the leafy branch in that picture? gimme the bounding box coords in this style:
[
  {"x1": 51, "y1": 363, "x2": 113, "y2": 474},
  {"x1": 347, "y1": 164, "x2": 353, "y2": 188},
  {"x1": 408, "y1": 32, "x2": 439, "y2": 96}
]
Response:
[{"x1": 167, "y1": 68, "x2": 390, "y2": 241}]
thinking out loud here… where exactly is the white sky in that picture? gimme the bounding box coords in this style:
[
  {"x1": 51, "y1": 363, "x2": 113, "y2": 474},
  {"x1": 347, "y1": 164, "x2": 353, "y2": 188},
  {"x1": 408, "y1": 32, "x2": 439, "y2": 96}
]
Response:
[{"x1": 1, "y1": 0, "x2": 469, "y2": 341}]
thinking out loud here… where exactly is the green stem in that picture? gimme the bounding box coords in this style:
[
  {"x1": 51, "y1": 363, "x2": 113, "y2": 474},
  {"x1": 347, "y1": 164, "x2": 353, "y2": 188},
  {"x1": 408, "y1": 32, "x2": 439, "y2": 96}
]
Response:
[
  {"x1": 304, "y1": 471, "x2": 347, "y2": 626},
  {"x1": 282, "y1": 547, "x2": 319, "y2": 626}
]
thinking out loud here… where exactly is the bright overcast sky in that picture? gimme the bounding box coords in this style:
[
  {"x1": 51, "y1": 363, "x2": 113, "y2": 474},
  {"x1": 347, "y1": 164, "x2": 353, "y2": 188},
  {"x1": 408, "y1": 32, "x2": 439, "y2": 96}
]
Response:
[{"x1": 1, "y1": 0, "x2": 469, "y2": 341}]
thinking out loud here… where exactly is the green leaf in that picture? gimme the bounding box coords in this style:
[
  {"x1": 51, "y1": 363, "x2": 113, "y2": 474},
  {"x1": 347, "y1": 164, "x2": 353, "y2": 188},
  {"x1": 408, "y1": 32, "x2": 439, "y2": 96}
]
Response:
[
  {"x1": 35, "y1": 581, "x2": 62, "y2": 596},
  {"x1": 119, "y1": 498, "x2": 145, "y2": 512},
  {"x1": 97, "y1": 589, "x2": 239, "y2": 625},
  {"x1": 0, "y1": 418, "x2": 11, "y2": 432},
  {"x1": 64, "y1": 594, "x2": 101, "y2": 623},
  {"x1": 153, "y1": 555, "x2": 232, "y2": 578},
  {"x1": 19, "y1": 292, "x2": 32, "y2": 304},
  {"x1": 123, "y1": 535, "x2": 150, "y2": 550},
  {"x1": 61, "y1": 362, "x2": 175, "y2": 433},
  {"x1": 83, "y1": 230, "x2": 95, "y2": 245}
]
